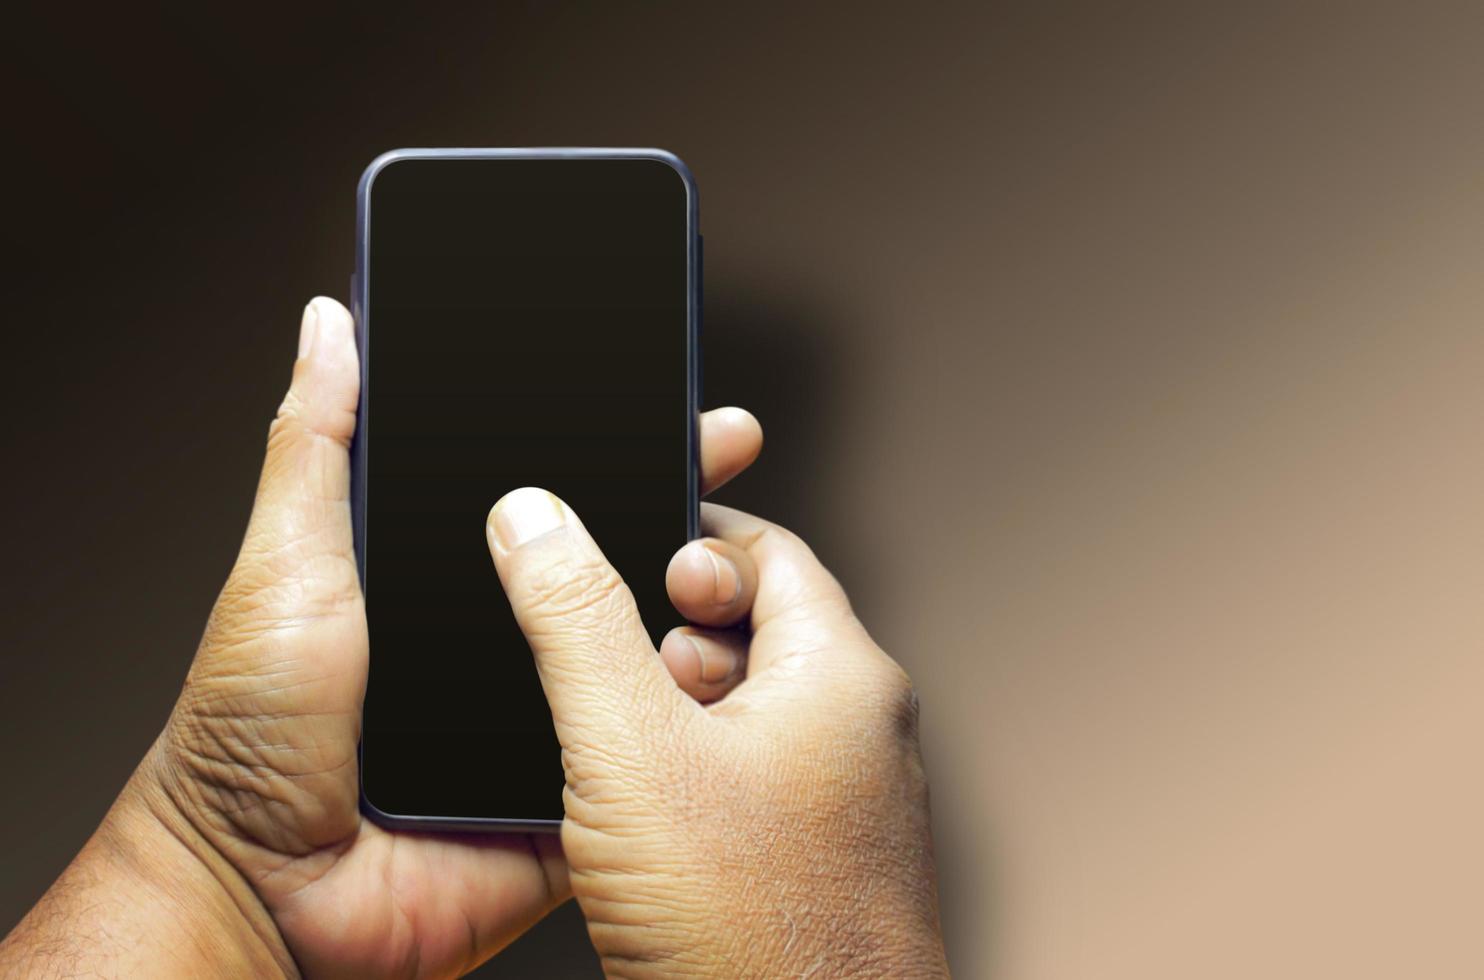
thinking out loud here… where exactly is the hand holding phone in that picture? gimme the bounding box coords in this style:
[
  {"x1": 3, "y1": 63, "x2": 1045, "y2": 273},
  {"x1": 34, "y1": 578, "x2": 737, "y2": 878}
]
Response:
[
  {"x1": 131, "y1": 296, "x2": 767, "y2": 976},
  {"x1": 484, "y1": 489, "x2": 951, "y2": 979},
  {"x1": 4, "y1": 294, "x2": 947, "y2": 980},
  {"x1": 2, "y1": 154, "x2": 945, "y2": 979}
]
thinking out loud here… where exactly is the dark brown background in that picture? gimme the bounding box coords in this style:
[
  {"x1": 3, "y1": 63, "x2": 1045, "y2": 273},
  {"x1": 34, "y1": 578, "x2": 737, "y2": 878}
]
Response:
[{"x1": 4, "y1": 3, "x2": 1483, "y2": 977}]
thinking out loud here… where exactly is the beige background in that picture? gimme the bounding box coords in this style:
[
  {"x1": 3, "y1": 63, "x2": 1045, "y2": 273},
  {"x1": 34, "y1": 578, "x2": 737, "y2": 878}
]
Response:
[{"x1": 3, "y1": 3, "x2": 1483, "y2": 977}]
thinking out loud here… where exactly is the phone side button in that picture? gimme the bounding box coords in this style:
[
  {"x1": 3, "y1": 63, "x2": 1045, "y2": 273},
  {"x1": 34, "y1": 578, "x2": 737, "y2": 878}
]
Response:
[{"x1": 695, "y1": 234, "x2": 703, "y2": 406}]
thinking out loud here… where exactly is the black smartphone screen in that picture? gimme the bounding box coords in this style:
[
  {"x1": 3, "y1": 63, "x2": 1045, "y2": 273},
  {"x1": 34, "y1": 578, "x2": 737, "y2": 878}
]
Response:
[{"x1": 357, "y1": 153, "x2": 694, "y2": 823}]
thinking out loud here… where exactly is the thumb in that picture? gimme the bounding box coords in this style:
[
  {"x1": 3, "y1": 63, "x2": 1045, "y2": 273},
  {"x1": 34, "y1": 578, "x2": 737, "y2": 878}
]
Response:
[
  {"x1": 213, "y1": 297, "x2": 361, "y2": 635},
  {"x1": 171, "y1": 297, "x2": 364, "y2": 856},
  {"x1": 485, "y1": 488, "x2": 686, "y2": 750}
]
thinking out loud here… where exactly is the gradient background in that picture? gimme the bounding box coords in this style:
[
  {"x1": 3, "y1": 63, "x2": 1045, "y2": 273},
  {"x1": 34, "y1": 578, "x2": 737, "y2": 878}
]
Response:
[{"x1": 3, "y1": 3, "x2": 1483, "y2": 977}]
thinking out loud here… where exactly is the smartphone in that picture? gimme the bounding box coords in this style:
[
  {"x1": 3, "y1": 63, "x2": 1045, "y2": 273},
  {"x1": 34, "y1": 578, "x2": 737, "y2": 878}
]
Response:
[{"x1": 352, "y1": 148, "x2": 699, "y2": 831}]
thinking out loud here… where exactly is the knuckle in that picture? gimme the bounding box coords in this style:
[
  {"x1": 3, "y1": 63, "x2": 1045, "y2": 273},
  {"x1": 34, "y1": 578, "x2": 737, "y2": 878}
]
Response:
[
  {"x1": 560, "y1": 739, "x2": 655, "y2": 808},
  {"x1": 269, "y1": 386, "x2": 352, "y2": 451},
  {"x1": 857, "y1": 654, "x2": 921, "y2": 739},
  {"x1": 267, "y1": 394, "x2": 308, "y2": 454},
  {"x1": 521, "y1": 555, "x2": 631, "y2": 623},
  {"x1": 208, "y1": 547, "x2": 361, "y2": 643}
]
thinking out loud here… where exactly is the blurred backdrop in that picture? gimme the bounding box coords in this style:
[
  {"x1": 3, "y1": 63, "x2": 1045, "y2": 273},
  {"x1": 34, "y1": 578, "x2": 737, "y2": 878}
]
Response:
[{"x1": 4, "y1": 3, "x2": 1484, "y2": 977}]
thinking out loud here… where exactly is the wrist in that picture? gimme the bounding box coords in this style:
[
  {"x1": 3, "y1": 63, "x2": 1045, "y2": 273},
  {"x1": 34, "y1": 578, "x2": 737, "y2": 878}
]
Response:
[
  {"x1": 722, "y1": 894, "x2": 950, "y2": 980},
  {"x1": 118, "y1": 739, "x2": 300, "y2": 976},
  {"x1": 581, "y1": 870, "x2": 949, "y2": 980},
  {"x1": 0, "y1": 741, "x2": 299, "y2": 978}
]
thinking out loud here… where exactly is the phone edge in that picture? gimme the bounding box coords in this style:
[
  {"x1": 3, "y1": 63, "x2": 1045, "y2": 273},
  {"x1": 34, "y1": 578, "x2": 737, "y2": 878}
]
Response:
[{"x1": 351, "y1": 147, "x2": 701, "y2": 834}]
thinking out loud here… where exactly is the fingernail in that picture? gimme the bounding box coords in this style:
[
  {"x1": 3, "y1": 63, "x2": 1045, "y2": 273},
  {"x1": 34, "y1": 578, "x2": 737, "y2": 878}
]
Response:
[
  {"x1": 309, "y1": 298, "x2": 352, "y2": 363},
  {"x1": 297, "y1": 302, "x2": 319, "y2": 359},
  {"x1": 686, "y1": 633, "x2": 735, "y2": 684},
  {"x1": 703, "y1": 545, "x2": 742, "y2": 604},
  {"x1": 491, "y1": 488, "x2": 566, "y2": 550}
]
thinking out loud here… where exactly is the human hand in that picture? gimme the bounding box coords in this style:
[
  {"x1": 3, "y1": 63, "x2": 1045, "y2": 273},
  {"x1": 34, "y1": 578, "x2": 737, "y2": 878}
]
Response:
[
  {"x1": 484, "y1": 497, "x2": 949, "y2": 974},
  {"x1": 0, "y1": 296, "x2": 765, "y2": 979}
]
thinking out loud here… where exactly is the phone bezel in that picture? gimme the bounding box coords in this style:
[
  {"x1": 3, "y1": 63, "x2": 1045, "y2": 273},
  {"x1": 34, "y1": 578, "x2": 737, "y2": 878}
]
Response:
[{"x1": 351, "y1": 147, "x2": 701, "y2": 833}]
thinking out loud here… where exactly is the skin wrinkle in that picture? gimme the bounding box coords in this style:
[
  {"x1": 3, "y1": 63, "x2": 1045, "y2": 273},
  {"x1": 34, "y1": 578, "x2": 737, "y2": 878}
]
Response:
[
  {"x1": 190, "y1": 707, "x2": 350, "y2": 753},
  {"x1": 127, "y1": 763, "x2": 301, "y2": 977},
  {"x1": 133, "y1": 812, "x2": 285, "y2": 973},
  {"x1": 184, "y1": 678, "x2": 342, "y2": 712},
  {"x1": 272, "y1": 393, "x2": 357, "y2": 453},
  {"x1": 237, "y1": 535, "x2": 356, "y2": 582},
  {"x1": 217, "y1": 550, "x2": 361, "y2": 610},
  {"x1": 189, "y1": 675, "x2": 354, "y2": 713},
  {"x1": 518, "y1": 577, "x2": 637, "y2": 646},
  {"x1": 377, "y1": 833, "x2": 421, "y2": 980},
  {"x1": 204, "y1": 595, "x2": 362, "y2": 647},
  {"x1": 455, "y1": 905, "x2": 480, "y2": 980},
  {"x1": 160, "y1": 725, "x2": 352, "y2": 857},
  {"x1": 518, "y1": 833, "x2": 559, "y2": 913},
  {"x1": 252, "y1": 838, "x2": 354, "y2": 898},
  {"x1": 189, "y1": 656, "x2": 328, "y2": 683},
  {"x1": 175, "y1": 707, "x2": 352, "y2": 781}
]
